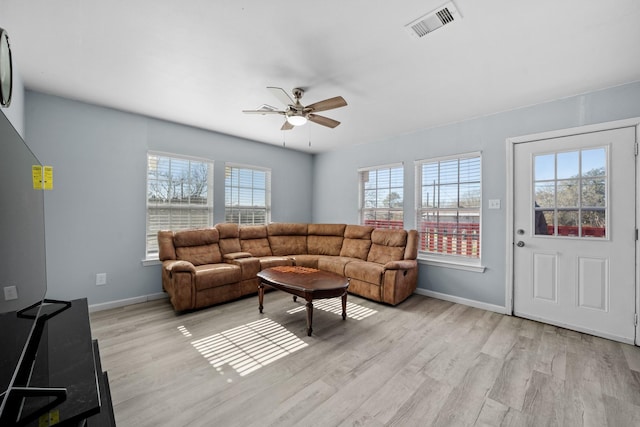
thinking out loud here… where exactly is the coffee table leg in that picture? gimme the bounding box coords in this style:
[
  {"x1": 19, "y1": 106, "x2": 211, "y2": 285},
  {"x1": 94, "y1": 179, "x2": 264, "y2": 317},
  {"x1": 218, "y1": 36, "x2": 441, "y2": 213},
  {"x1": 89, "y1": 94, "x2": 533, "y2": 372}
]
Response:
[
  {"x1": 258, "y1": 283, "x2": 264, "y2": 313},
  {"x1": 305, "y1": 300, "x2": 313, "y2": 336},
  {"x1": 342, "y1": 292, "x2": 347, "y2": 320}
]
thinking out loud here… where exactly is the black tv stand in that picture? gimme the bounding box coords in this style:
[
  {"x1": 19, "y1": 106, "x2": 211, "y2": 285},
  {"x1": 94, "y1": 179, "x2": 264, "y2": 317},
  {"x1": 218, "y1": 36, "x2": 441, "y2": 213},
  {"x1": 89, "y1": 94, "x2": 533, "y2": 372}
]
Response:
[{"x1": 0, "y1": 299, "x2": 114, "y2": 426}]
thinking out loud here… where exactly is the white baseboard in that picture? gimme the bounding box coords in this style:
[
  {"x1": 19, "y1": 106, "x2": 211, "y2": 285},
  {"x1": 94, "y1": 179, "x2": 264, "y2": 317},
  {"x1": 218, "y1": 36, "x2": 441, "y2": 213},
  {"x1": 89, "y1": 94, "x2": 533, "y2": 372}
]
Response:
[
  {"x1": 414, "y1": 288, "x2": 508, "y2": 315},
  {"x1": 88, "y1": 292, "x2": 168, "y2": 313},
  {"x1": 89, "y1": 289, "x2": 506, "y2": 315}
]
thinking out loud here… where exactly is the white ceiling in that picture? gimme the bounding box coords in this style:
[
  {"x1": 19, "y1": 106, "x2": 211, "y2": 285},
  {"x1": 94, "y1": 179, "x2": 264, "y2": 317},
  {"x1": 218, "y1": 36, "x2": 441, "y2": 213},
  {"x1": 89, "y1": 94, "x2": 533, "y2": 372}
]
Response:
[{"x1": 1, "y1": 0, "x2": 639, "y2": 153}]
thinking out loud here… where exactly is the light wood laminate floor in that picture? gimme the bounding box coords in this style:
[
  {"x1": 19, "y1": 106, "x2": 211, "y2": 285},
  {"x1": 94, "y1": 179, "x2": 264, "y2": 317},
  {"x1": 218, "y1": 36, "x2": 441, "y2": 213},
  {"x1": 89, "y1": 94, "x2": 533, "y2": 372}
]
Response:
[{"x1": 90, "y1": 293, "x2": 640, "y2": 426}]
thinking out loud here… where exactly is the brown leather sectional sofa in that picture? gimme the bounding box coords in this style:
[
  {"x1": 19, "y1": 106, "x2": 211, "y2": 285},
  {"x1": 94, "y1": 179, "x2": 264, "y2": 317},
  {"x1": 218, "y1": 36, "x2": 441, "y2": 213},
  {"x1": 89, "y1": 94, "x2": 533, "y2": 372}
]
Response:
[{"x1": 157, "y1": 223, "x2": 419, "y2": 311}]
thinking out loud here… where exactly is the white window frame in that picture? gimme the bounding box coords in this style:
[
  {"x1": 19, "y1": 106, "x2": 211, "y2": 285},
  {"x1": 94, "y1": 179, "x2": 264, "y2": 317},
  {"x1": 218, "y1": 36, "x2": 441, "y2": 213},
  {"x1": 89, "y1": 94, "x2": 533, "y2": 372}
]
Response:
[
  {"x1": 145, "y1": 151, "x2": 214, "y2": 261},
  {"x1": 415, "y1": 152, "x2": 484, "y2": 272},
  {"x1": 358, "y1": 163, "x2": 404, "y2": 229},
  {"x1": 224, "y1": 162, "x2": 271, "y2": 225}
]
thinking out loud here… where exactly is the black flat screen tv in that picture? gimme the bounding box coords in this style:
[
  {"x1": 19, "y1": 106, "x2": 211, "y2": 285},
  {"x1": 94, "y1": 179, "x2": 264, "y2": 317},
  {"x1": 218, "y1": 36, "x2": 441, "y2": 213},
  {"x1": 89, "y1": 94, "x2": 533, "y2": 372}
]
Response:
[{"x1": 0, "y1": 110, "x2": 49, "y2": 417}]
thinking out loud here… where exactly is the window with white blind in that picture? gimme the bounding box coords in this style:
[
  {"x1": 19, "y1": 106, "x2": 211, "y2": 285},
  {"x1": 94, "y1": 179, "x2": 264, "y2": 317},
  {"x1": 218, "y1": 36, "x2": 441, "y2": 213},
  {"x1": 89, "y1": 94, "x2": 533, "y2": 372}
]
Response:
[
  {"x1": 146, "y1": 152, "x2": 214, "y2": 259},
  {"x1": 416, "y1": 153, "x2": 481, "y2": 260},
  {"x1": 225, "y1": 164, "x2": 271, "y2": 225},
  {"x1": 359, "y1": 163, "x2": 404, "y2": 229}
]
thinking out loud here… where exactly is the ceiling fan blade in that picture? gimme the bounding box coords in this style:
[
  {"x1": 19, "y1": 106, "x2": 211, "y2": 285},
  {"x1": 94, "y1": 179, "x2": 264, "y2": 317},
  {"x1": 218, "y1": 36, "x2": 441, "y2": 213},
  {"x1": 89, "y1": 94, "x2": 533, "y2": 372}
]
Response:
[
  {"x1": 308, "y1": 114, "x2": 341, "y2": 128},
  {"x1": 305, "y1": 96, "x2": 347, "y2": 113},
  {"x1": 267, "y1": 87, "x2": 295, "y2": 106},
  {"x1": 242, "y1": 109, "x2": 285, "y2": 115},
  {"x1": 280, "y1": 121, "x2": 294, "y2": 131}
]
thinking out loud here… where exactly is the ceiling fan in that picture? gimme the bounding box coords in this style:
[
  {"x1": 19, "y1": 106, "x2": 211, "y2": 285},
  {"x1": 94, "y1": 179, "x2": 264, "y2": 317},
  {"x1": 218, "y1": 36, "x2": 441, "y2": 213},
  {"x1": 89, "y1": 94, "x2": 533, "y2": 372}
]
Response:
[{"x1": 243, "y1": 87, "x2": 347, "y2": 131}]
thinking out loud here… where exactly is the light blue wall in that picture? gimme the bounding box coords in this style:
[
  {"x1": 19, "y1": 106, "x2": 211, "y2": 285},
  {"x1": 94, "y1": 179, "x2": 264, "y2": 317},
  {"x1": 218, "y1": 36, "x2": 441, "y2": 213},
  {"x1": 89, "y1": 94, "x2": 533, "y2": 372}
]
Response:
[
  {"x1": 313, "y1": 81, "x2": 640, "y2": 307},
  {"x1": 25, "y1": 91, "x2": 313, "y2": 306},
  {"x1": 22, "y1": 82, "x2": 640, "y2": 308}
]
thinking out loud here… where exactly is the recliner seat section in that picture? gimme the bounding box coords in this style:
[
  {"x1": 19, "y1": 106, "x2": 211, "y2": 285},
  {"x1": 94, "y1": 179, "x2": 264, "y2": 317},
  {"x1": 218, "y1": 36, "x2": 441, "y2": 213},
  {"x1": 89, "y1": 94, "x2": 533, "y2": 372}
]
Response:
[{"x1": 158, "y1": 223, "x2": 419, "y2": 311}]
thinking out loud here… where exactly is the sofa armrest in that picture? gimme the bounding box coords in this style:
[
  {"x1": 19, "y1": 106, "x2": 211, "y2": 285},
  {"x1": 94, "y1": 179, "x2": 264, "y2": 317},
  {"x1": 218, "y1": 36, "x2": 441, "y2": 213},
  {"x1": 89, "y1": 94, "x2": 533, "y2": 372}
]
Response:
[
  {"x1": 223, "y1": 252, "x2": 253, "y2": 261},
  {"x1": 383, "y1": 260, "x2": 417, "y2": 271},
  {"x1": 163, "y1": 260, "x2": 196, "y2": 274},
  {"x1": 381, "y1": 260, "x2": 418, "y2": 305},
  {"x1": 161, "y1": 260, "x2": 197, "y2": 312}
]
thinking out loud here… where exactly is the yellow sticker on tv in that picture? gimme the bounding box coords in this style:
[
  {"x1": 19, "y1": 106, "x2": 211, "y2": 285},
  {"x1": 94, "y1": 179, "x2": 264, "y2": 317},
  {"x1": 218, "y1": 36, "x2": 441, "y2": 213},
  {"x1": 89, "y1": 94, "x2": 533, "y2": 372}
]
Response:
[
  {"x1": 32, "y1": 165, "x2": 43, "y2": 190},
  {"x1": 43, "y1": 166, "x2": 53, "y2": 190}
]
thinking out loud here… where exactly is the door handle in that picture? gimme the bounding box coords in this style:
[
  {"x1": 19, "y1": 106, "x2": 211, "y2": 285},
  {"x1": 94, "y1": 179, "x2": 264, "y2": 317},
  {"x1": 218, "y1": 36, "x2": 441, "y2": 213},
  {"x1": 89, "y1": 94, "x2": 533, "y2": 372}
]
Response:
[{"x1": 516, "y1": 241, "x2": 525, "y2": 247}]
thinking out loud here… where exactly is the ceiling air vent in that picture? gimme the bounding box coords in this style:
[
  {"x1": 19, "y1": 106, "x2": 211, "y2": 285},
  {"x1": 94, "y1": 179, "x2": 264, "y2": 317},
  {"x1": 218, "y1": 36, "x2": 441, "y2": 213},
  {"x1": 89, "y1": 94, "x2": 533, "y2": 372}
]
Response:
[{"x1": 405, "y1": 1, "x2": 461, "y2": 39}]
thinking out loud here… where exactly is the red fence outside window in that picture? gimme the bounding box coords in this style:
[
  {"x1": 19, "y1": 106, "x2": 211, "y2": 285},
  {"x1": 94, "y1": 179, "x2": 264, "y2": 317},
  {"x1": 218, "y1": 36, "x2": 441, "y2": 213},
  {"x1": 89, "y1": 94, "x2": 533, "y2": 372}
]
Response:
[{"x1": 364, "y1": 219, "x2": 480, "y2": 258}]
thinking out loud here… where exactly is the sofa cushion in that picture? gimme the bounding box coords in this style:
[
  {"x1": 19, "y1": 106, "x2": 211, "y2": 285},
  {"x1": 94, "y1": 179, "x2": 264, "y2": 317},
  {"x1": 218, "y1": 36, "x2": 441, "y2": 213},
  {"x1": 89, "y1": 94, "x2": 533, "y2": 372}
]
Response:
[
  {"x1": 215, "y1": 223, "x2": 242, "y2": 254},
  {"x1": 194, "y1": 263, "x2": 242, "y2": 291},
  {"x1": 345, "y1": 261, "x2": 384, "y2": 285},
  {"x1": 340, "y1": 238, "x2": 372, "y2": 260},
  {"x1": 307, "y1": 235, "x2": 343, "y2": 255},
  {"x1": 307, "y1": 224, "x2": 346, "y2": 256},
  {"x1": 173, "y1": 228, "x2": 222, "y2": 265},
  {"x1": 367, "y1": 229, "x2": 407, "y2": 264},
  {"x1": 404, "y1": 230, "x2": 419, "y2": 260},
  {"x1": 268, "y1": 223, "x2": 308, "y2": 256},
  {"x1": 292, "y1": 254, "x2": 320, "y2": 269},
  {"x1": 239, "y1": 225, "x2": 272, "y2": 257},
  {"x1": 174, "y1": 228, "x2": 219, "y2": 246},
  {"x1": 318, "y1": 256, "x2": 357, "y2": 276},
  {"x1": 158, "y1": 230, "x2": 177, "y2": 261},
  {"x1": 176, "y1": 245, "x2": 222, "y2": 266},
  {"x1": 340, "y1": 225, "x2": 374, "y2": 260},
  {"x1": 307, "y1": 224, "x2": 345, "y2": 256},
  {"x1": 259, "y1": 256, "x2": 294, "y2": 269},
  {"x1": 343, "y1": 224, "x2": 375, "y2": 239}
]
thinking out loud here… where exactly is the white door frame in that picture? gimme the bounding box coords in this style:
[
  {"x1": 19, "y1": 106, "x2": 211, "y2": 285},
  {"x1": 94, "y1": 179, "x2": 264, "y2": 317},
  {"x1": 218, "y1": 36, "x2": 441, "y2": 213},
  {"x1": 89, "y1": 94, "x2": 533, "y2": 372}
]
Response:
[{"x1": 505, "y1": 117, "x2": 640, "y2": 345}]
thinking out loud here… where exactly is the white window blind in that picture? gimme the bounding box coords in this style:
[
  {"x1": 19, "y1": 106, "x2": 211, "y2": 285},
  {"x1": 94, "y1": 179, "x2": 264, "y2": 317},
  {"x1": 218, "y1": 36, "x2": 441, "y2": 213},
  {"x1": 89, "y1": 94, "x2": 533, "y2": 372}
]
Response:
[
  {"x1": 359, "y1": 163, "x2": 404, "y2": 229},
  {"x1": 416, "y1": 153, "x2": 481, "y2": 259},
  {"x1": 225, "y1": 164, "x2": 271, "y2": 225},
  {"x1": 146, "y1": 152, "x2": 214, "y2": 258}
]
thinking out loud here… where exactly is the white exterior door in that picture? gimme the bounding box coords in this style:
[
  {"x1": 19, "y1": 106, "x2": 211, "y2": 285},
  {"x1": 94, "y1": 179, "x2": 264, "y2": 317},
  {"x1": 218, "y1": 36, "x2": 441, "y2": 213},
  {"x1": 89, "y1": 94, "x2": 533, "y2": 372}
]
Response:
[{"x1": 513, "y1": 126, "x2": 637, "y2": 343}]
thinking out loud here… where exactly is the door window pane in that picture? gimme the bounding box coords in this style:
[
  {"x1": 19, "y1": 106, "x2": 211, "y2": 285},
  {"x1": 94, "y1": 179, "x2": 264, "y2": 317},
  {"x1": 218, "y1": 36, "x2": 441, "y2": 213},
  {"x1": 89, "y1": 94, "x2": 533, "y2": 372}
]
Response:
[
  {"x1": 533, "y1": 147, "x2": 607, "y2": 239},
  {"x1": 582, "y1": 179, "x2": 605, "y2": 207},
  {"x1": 535, "y1": 154, "x2": 555, "y2": 181},
  {"x1": 582, "y1": 148, "x2": 606, "y2": 176},
  {"x1": 582, "y1": 210, "x2": 606, "y2": 237},
  {"x1": 557, "y1": 179, "x2": 579, "y2": 207},
  {"x1": 535, "y1": 209, "x2": 554, "y2": 235},
  {"x1": 557, "y1": 151, "x2": 579, "y2": 179},
  {"x1": 535, "y1": 182, "x2": 555, "y2": 208}
]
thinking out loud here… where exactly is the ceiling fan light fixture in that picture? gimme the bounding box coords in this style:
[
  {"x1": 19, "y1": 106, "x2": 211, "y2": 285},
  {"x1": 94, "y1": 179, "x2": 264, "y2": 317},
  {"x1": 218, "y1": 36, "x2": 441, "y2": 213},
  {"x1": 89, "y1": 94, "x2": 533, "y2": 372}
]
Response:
[{"x1": 287, "y1": 115, "x2": 307, "y2": 126}]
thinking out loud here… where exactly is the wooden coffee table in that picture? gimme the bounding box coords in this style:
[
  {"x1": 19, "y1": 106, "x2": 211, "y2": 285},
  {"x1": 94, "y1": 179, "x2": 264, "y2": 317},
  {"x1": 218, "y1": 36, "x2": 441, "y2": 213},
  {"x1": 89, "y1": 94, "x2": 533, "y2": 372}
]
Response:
[{"x1": 257, "y1": 266, "x2": 350, "y2": 336}]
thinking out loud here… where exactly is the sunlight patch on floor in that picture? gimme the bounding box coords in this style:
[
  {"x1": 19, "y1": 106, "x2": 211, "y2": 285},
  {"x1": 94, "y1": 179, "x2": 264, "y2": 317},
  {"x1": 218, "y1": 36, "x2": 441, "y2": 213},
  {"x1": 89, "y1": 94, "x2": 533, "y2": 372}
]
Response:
[
  {"x1": 177, "y1": 325, "x2": 192, "y2": 337},
  {"x1": 286, "y1": 298, "x2": 378, "y2": 320},
  {"x1": 190, "y1": 318, "x2": 308, "y2": 377}
]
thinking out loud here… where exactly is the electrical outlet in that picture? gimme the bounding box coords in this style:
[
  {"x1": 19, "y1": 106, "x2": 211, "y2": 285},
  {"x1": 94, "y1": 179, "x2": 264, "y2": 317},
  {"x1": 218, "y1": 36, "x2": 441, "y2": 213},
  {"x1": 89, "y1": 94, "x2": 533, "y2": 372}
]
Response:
[
  {"x1": 96, "y1": 273, "x2": 107, "y2": 286},
  {"x1": 4, "y1": 285, "x2": 18, "y2": 300},
  {"x1": 488, "y1": 199, "x2": 501, "y2": 209}
]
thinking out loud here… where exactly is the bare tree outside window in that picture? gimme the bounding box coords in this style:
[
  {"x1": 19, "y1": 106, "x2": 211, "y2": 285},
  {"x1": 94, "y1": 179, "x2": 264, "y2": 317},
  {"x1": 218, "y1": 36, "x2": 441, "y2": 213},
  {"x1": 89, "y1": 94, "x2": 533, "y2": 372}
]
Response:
[
  {"x1": 534, "y1": 147, "x2": 607, "y2": 237},
  {"x1": 146, "y1": 153, "x2": 213, "y2": 258}
]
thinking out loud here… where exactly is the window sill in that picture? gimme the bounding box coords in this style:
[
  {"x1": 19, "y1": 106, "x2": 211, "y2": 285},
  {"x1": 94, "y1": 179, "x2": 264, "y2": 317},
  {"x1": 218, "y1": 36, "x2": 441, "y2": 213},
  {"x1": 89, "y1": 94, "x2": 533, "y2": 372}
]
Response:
[
  {"x1": 418, "y1": 256, "x2": 486, "y2": 273},
  {"x1": 142, "y1": 258, "x2": 161, "y2": 267}
]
